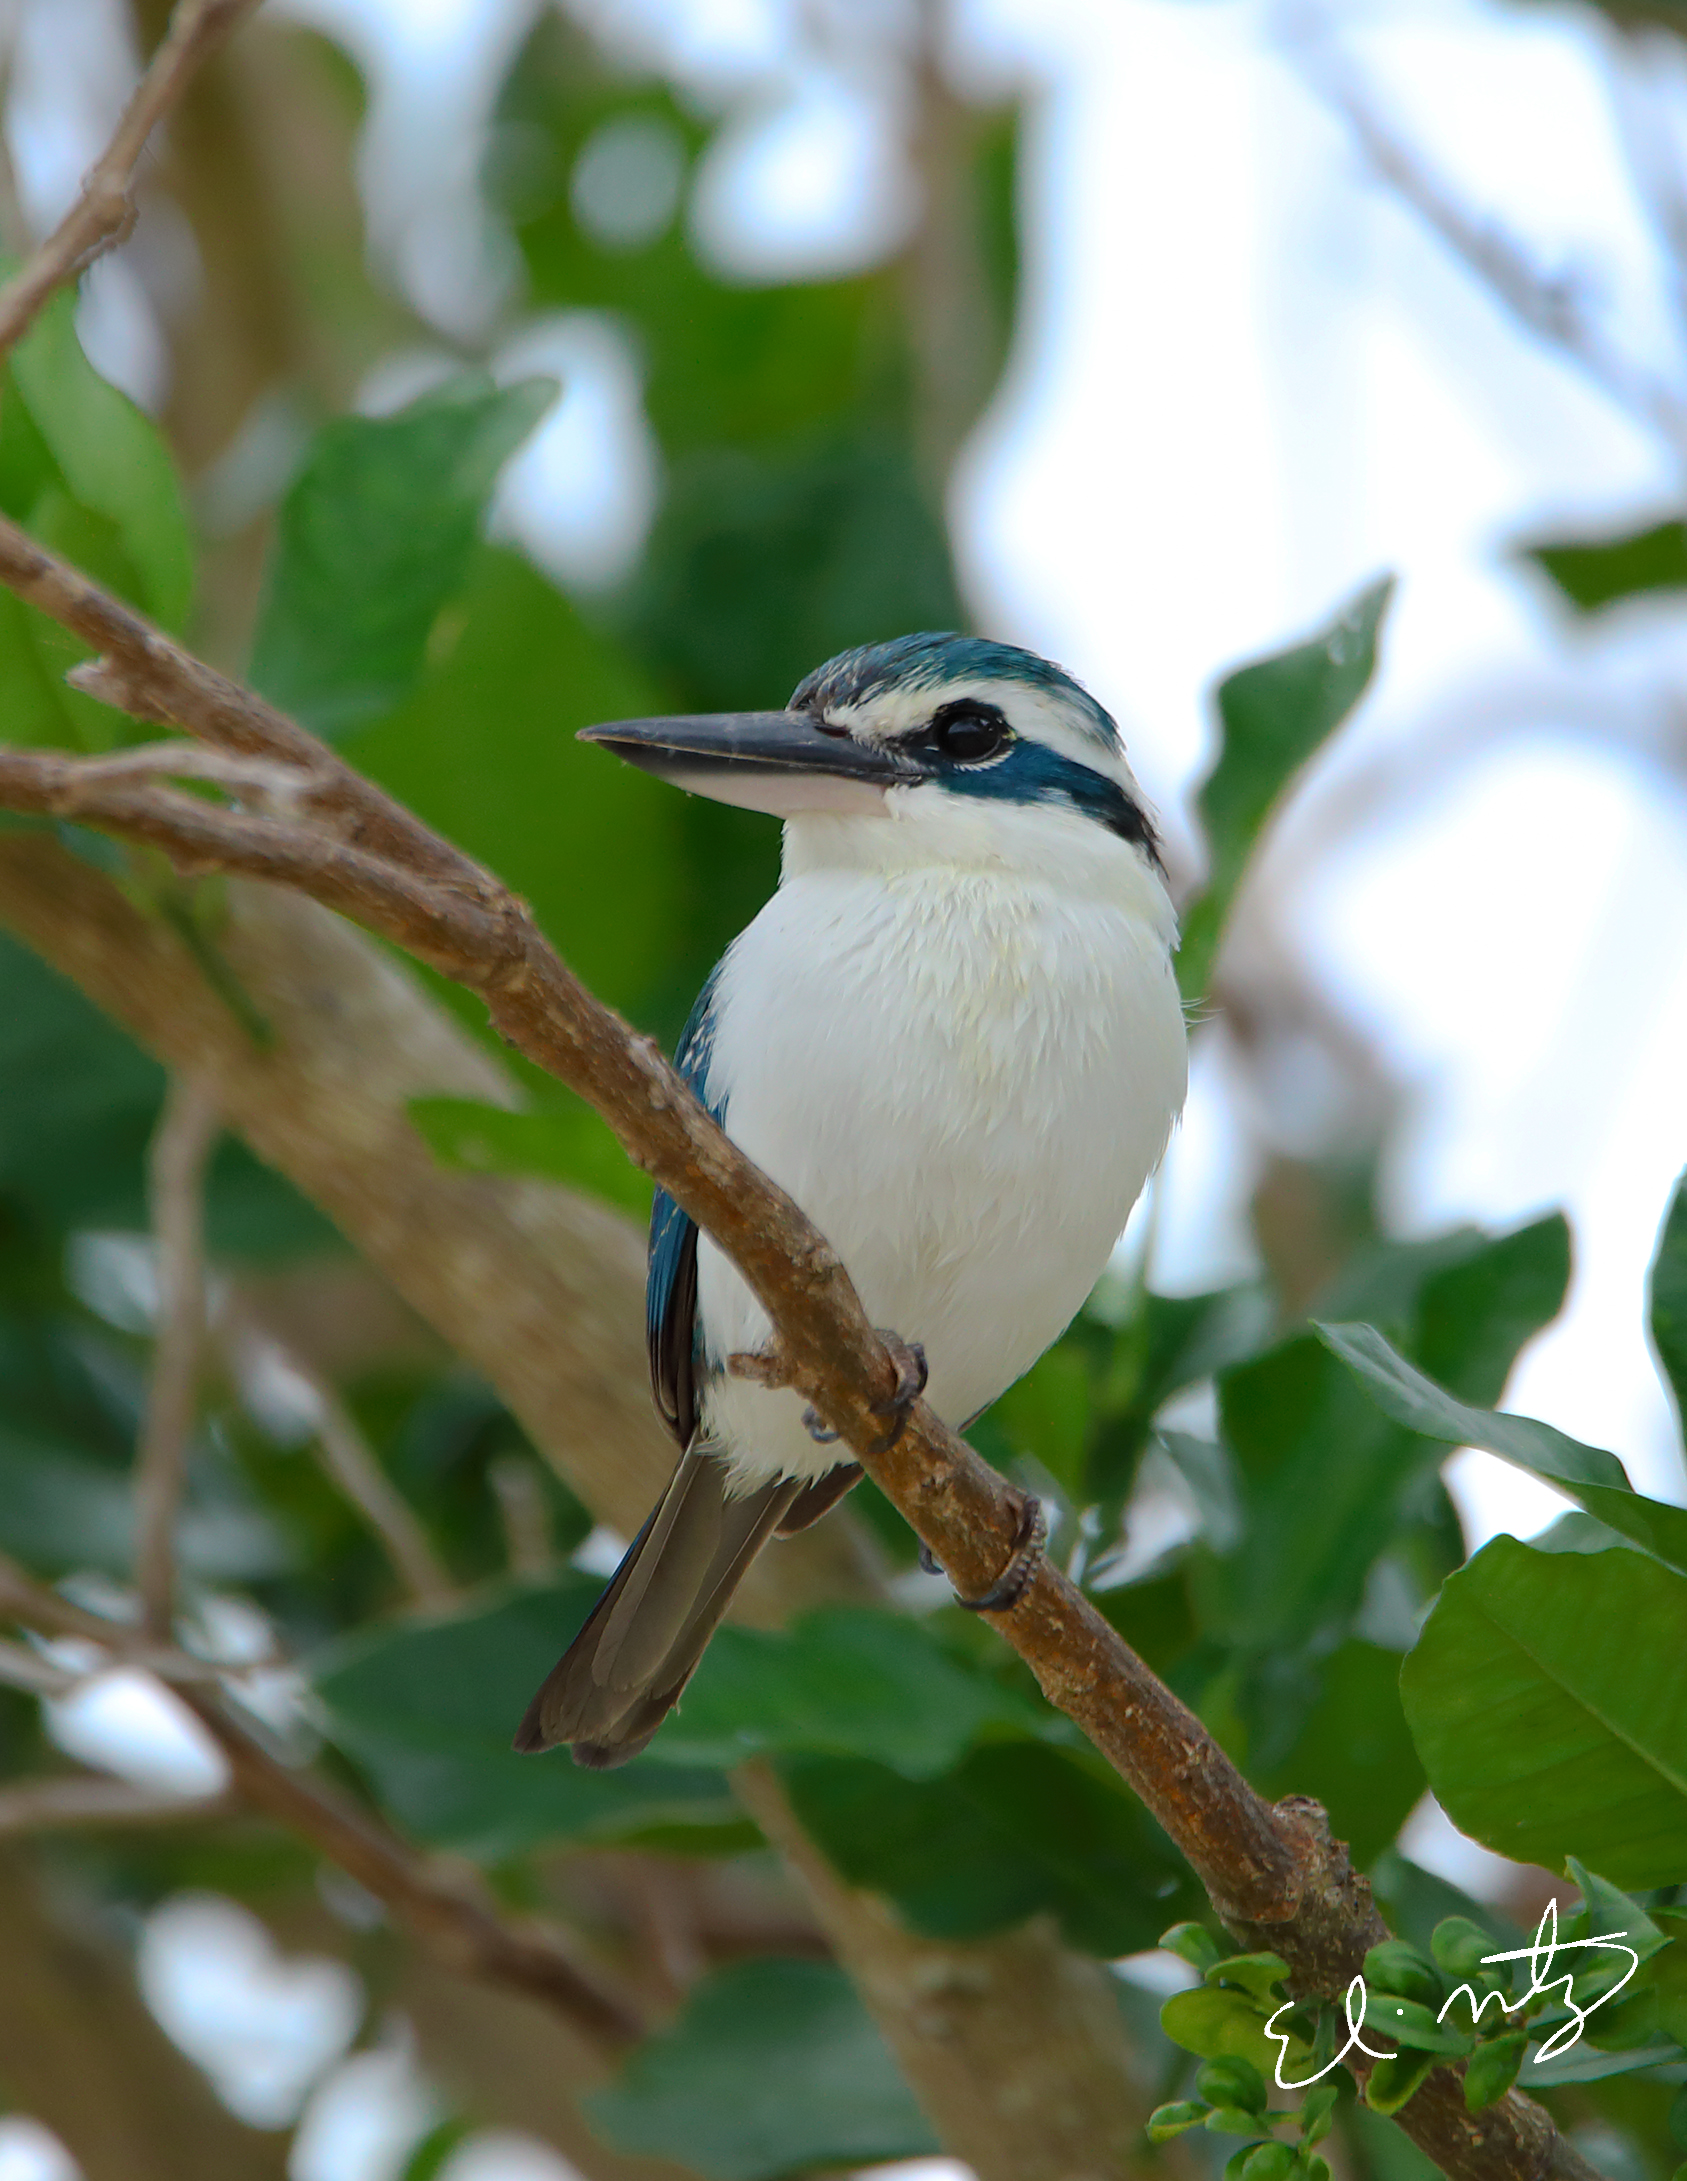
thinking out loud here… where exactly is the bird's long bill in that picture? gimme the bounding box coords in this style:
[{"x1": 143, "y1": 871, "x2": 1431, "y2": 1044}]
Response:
[{"x1": 579, "y1": 710, "x2": 907, "y2": 817}]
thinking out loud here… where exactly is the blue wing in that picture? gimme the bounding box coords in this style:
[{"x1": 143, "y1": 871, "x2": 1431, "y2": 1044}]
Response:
[{"x1": 647, "y1": 967, "x2": 724, "y2": 1447}]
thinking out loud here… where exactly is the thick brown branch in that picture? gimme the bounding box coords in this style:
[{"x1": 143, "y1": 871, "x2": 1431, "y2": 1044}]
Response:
[
  {"x1": 0, "y1": 518, "x2": 1600, "y2": 2180},
  {"x1": 0, "y1": 0, "x2": 263, "y2": 359},
  {"x1": 135, "y1": 1072, "x2": 221, "y2": 1634}
]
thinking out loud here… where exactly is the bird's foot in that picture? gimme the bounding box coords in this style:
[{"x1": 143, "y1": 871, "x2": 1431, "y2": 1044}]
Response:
[
  {"x1": 801, "y1": 1407, "x2": 840, "y2": 1445},
  {"x1": 867, "y1": 1333, "x2": 928, "y2": 1454},
  {"x1": 919, "y1": 1496, "x2": 1046, "y2": 1614}
]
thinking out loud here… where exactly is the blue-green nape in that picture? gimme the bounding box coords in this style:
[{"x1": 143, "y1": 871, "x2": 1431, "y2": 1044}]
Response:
[{"x1": 790, "y1": 631, "x2": 1122, "y2": 753}]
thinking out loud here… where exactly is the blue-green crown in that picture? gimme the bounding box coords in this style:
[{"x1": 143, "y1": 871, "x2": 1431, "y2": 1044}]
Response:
[{"x1": 791, "y1": 632, "x2": 1120, "y2": 752}]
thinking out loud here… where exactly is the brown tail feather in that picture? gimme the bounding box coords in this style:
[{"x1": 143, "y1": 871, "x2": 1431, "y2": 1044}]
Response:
[{"x1": 513, "y1": 1449, "x2": 800, "y2": 1767}]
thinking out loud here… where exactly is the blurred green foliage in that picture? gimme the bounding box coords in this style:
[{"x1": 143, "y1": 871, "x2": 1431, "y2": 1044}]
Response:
[{"x1": 0, "y1": 11, "x2": 1680, "y2": 2181}]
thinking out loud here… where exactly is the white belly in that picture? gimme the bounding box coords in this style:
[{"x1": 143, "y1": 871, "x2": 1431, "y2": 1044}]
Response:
[{"x1": 692, "y1": 837, "x2": 1187, "y2": 1488}]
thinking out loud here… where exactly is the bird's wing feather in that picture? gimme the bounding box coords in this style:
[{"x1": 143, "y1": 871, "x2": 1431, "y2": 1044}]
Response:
[{"x1": 647, "y1": 967, "x2": 723, "y2": 1446}]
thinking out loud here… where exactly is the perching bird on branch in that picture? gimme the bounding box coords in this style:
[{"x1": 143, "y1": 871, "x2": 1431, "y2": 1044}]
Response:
[{"x1": 515, "y1": 633, "x2": 1188, "y2": 1767}]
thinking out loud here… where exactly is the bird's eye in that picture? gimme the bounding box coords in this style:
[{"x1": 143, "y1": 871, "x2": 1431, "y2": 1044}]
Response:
[{"x1": 927, "y1": 700, "x2": 1010, "y2": 764}]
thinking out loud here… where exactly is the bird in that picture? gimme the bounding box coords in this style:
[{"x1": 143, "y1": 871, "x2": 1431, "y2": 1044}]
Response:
[{"x1": 514, "y1": 631, "x2": 1188, "y2": 1768}]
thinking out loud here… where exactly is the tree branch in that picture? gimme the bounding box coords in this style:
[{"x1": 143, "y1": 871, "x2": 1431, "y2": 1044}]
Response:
[
  {"x1": 1286, "y1": 18, "x2": 1687, "y2": 456},
  {"x1": 0, "y1": 521, "x2": 1599, "y2": 2181},
  {"x1": 0, "y1": 1775, "x2": 236, "y2": 1835},
  {"x1": 134, "y1": 1072, "x2": 221, "y2": 1634},
  {"x1": 0, "y1": 0, "x2": 264, "y2": 359}
]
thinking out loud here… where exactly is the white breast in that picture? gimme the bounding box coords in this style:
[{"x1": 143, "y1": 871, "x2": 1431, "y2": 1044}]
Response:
[{"x1": 692, "y1": 786, "x2": 1188, "y2": 1489}]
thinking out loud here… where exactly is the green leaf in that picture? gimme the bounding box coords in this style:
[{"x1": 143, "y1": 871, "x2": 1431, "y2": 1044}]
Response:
[
  {"x1": 1161, "y1": 1985, "x2": 1306, "y2": 2077},
  {"x1": 1523, "y1": 519, "x2": 1687, "y2": 614},
  {"x1": 1362, "y1": 1993, "x2": 1470, "y2": 2056},
  {"x1": 1255, "y1": 1640, "x2": 1426, "y2": 1869},
  {"x1": 1400, "y1": 1537, "x2": 1687, "y2": 1888},
  {"x1": 584, "y1": 1958, "x2": 935, "y2": 2181},
  {"x1": 1316, "y1": 1321, "x2": 1687, "y2": 1577},
  {"x1": 1148, "y1": 2101, "x2": 1209, "y2": 2141},
  {"x1": 1462, "y1": 2033, "x2": 1526, "y2": 2112},
  {"x1": 1363, "y1": 2048, "x2": 1439, "y2": 2117},
  {"x1": 990, "y1": 1342, "x2": 1092, "y2": 1492},
  {"x1": 1161, "y1": 1921, "x2": 1224, "y2": 1975},
  {"x1": 1240, "y1": 2142, "x2": 1295, "y2": 2181},
  {"x1": 312, "y1": 1579, "x2": 747, "y2": 1860},
  {"x1": 654, "y1": 1605, "x2": 1046, "y2": 1777},
  {"x1": 343, "y1": 547, "x2": 686, "y2": 1025},
  {"x1": 782, "y1": 1740, "x2": 1193, "y2": 1956},
  {"x1": 1650, "y1": 1174, "x2": 1687, "y2": 1443},
  {"x1": 250, "y1": 374, "x2": 555, "y2": 735},
  {"x1": 1207, "y1": 1953, "x2": 1292, "y2": 2004},
  {"x1": 1361, "y1": 1941, "x2": 1442, "y2": 2009},
  {"x1": 8, "y1": 290, "x2": 193, "y2": 629},
  {"x1": 408, "y1": 1095, "x2": 651, "y2": 1219},
  {"x1": 1196, "y1": 2055, "x2": 1268, "y2": 2116},
  {"x1": 1179, "y1": 578, "x2": 1393, "y2": 1000}
]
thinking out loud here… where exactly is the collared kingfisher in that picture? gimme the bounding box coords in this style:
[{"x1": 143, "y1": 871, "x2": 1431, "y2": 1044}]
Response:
[{"x1": 515, "y1": 632, "x2": 1188, "y2": 1767}]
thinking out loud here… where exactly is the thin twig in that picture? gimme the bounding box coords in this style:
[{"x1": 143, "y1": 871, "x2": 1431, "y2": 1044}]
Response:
[
  {"x1": 0, "y1": 0, "x2": 262, "y2": 361},
  {"x1": 0, "y1": 521, "x2": 1600, "y2": 2181},
  {"x1": 0, "y1": 1776, "x2": 236, "y2": 1836},
  {"x1": 0, "y1": 1640, "x2": 79, "y2": 1698},
  {"x1": 0, "y1": 1576, "x2": 642, "y2": 2049},
  {"x1": 176, "y1": 1685, "x2": 644, "y2": 2045},
  {"x1": 490, "y1": 1454, "x2": 554, "y2": 1578},
  {"x1": 134, "y1": 1073, "x2": 221, "y2": 1637},
  {"x1": 1285, "y1": 16, "x2": 1687, "y2": 458},
  {"x1": 313, "y1": 1382, "x2": 456, "y2": 1606}
]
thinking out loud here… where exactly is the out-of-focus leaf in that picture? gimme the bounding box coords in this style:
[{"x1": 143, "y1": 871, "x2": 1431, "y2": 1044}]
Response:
[
  {"x1": 1400, "y1": 1538, "x2": 1687, "y2": 1888},
  {"x1": 1311, "y1": 1214, "x2": 1570, "y2": 1408},
  {"x1": 1085, "y1": 1281, "x2": 1275, "y2": 1502},
  {"x1": 1178, "y1": 579, "x2": 1393, "y2": 1000},
  {"x1": 1523, "y1": 519, "x2": 1687, "y2": 614},
  {"x1": 1255, "y1": 1640, "x2": 1425, "y2": 1869},
  {"x1": 0, "y1": 1424, "x2": 287, "y2": 1579},
  {"x1": 781, "y1": 1740, "x2": 1195, "y2": 1955},
  {"x1": 1317, "y1": 1322, "x2": 1687, "y2": 1578},
  {"x1": 622, "y1": 431, "x2": 966, "y2": 714},
  {"x1": 990, "y1": 1343, "x2": 1092, "y2": 1493},
  {"x1": 312, "y1": 1580, "x2": 748, "y2": 1860},
  {"x1": 7, "y1": 289, "x2": 193, "y2": 629},
  {"x1": 250, "y1": 374, "x2": 555, "y2": 735},
  {"x1": 345, "y1": 547, "x2": 684, "y2": 1024},
  {"x1": 1651, "y1": 1173, "x2": 1687, "y2": 1442},
  {"x1": 652, "y1": 1606, "x2": 1046, "y2": 1776},
  {"x1": 408, "y1": 1095, "x2": 651, "y2": 1219},
  {"x1": 584, "y1": 1958, "x2": 936, "y2": 2180},
  {"x1": 1199, "y1": 1217, "x2": 1572, "y2": 1652},
  {"x1": 0, "y1": 931, "x2": 331, "y2": 1255}
]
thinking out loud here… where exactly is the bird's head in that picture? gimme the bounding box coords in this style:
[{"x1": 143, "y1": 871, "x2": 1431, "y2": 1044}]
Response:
[{"x1": 581, "y1": 632, "x2": 1165, "y2": 877}]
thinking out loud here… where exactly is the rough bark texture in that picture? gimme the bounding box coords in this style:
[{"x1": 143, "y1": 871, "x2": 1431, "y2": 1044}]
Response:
[{"x1": 0, "y1": 832, "x2": 1158, "y2": 2181}]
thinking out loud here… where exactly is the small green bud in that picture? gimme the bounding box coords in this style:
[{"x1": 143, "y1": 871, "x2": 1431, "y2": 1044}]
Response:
[
  {"x1": 1147, "y1": 2101, "x2": 1208, "y2": 2142},
  {"x1": 1462, "y1": 2033, "x2": 1526, "y2": 2113},
  {"x1": 1239, "y1": 2141, "x2": 1295, "y2": 2181},
  {"x1": 1197, "y1": 2055, "x2": 1268, "y2": 2117},
  {"x1": 1431, "y1": 1917, "x2": 1498, "y2": 1980},
  {"x1": 1160, "y1": 1921, "x2": 1223, "y2": 1975},
  {"x1": 1207, "y1": 2109, "x2": 1267, "y2": 2137},
  {"x1": 1303, "y1": 2156, "x2": 1331, "y2": 2181},
  {"x1": 1362, "y1": 1940, "x2": 1442, "y2": 2008}
]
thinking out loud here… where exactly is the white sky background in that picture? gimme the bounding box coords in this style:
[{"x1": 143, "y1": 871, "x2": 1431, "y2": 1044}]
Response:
[{"x1": 6, "y1": 0, "x2": 1687, "y2": 2173}]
